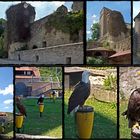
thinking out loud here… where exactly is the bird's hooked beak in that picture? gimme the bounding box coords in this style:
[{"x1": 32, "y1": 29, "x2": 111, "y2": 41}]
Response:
[{"x1": 132, "y1": 122, "x2": 140, "y2": 130}]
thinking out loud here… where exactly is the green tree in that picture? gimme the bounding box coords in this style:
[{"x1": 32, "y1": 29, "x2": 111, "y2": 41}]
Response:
[
  {"x1": 103, "y1": 74, "x2": 117, "y2": 91},
  {"x1": 39, "y1": 67, "x2": 62, "y2": 82},
  {"x1": 0, "y1": 18, "x2": 6, "y2": 36},
  {"x1": 91, "y1": 23, "x2": 100, "y2": 41}
]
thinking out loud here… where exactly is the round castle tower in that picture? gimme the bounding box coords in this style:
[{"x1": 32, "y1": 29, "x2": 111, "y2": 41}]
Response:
[{"x1": 6, "y1": 2, "x2": 35, "y2": 45}]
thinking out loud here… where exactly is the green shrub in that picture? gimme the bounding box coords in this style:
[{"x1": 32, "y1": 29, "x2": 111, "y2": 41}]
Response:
[
  {"x1": 45, "y1": 10, "x2": 83, "y2": 41},
  {"x1": 103, "y1": 74, "x2": 117, "y2": 91},
  {"x1": 87, "y1": 57, "x2": 108, "y2": 64},
  {"x1": 0, "y1": 36, "x2": 8, "y2": 58}
]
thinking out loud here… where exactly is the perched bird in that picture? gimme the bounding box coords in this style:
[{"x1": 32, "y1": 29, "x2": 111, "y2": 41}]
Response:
[
  {"x1": 52, "y1": 90, "x2": 56, "y2": 96},
  {"x1": 37, "y1": 94, "x2": 44, "y2": 104},
  {"x1": 15, "y1": 96, "x2": 27, "y2": 117},
  {"x1": 67, "y1": 70, "x2": 93, "y2": 114},
  {"x1": 122, "y1": 88, "x2": 140, "y2": 128}
]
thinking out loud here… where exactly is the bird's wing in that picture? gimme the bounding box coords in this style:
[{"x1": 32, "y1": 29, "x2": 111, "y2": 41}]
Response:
[
  {"x1": 17, "y1": 103, "x2": 27, "y2": 117},
  {"x1": 127, "y1": 89, "x2": 140, "y2": 127},
  {"x1": 67, "y1": 81, "x2": 90, "y2": 114}
]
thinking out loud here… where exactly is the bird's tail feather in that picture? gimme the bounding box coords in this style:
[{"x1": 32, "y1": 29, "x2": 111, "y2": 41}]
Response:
[{"x1": 69, "y1": 106, "x2": 79, "y2": 116}]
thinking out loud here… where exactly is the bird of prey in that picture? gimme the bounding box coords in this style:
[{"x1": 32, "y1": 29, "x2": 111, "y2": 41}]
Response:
[
  {"x1": 15, "y1": 96, "x2": 27, "y2": 117},
  {"x1": 52, "y1": 90, "x2": 56, "y2": 96},
  {"x1": 37, "y1": 94, "x2": 44, "y2": 104},
  {"x1": 122, "y1": 88, "x2": 140, "y2": 129},
  {"x1": 67, "y1": 70, "x2": 93, "y2": 114}
]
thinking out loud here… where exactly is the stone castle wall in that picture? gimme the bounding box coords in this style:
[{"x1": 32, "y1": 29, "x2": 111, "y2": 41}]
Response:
[
  {"x1": 72, "y1": 1, "x2": 83, "y2": 12},
  {"x1": 28, "y1": 13, "x2": 73, "y2": 49},
  {"x1": 134, "y1": 18, "x2": 140, "y2": 57},
  {"x1": 9, "y1": 42, "x2": 83, "y2": 64},
  {"x1": 5, "y1": 2, "x2": 84, "y2": 64},
  {"x1": 110, "y1": 36, "x2": 131, "y2": 52}
]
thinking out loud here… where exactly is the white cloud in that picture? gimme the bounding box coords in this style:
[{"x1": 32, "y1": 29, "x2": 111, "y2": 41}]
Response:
[
  {"x1": 93, "y1": 19, "x2": 98, "y2": 24},
  {"x1": 92, "y1": 14, "x2": 97, "y2": 18},
  {"x1": 0, "y1": 1, "x2": 66, "y2": 20},
  {"x1": 0, "y1": 84, "x2": 13, "y2": 96},
  {"x1": 87, "y1": 31, "x2": 91, "y2": 34},
  {"x1": 3, "y1": 99, "x2": 13, "y2": 105},
  {"x1": 4, "y1": 106, "x2": 9, "y2": 109},
  {"x1": 91, "y1": 14, "x2": 99, "y2": 24},
  {"x1": 133, "y1": 2, "x2": 140, "y2": 27},
  {"x1": 51, "y1": 2, "x2": 65, "y2": 7},
  {"x1": 27, "y1": 1, "x2": 65, "y2": 8},
  {"x1": 133, "y1": 2, "x2": 140, "y2": 19}
]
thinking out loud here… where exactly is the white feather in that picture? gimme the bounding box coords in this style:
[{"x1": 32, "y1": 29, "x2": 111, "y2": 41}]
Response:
[
  {"x1": 70, "y1": 105, "x2": 80, "y2": 116},
  {"x1": 82, "y1": 70, "x2": 90, "y2": 83}
]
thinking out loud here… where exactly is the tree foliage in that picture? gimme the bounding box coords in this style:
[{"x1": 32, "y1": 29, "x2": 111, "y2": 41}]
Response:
[
  {"x1": 103, "y1": 74, "x2": 117, "y2": 91},
  {"x1": 87, "y1": 57, "x2": 108, "y2": 64},
  {"x1": 0, "y1": 18, "x2": 7, "y2": 58},
  {"x1": 45, "y1": 10, "x2": 83, "y2": 41},
  {"x1": 91, "y1": 23, "x2": 100, "y2": 41},
  {"x1": 0, "y1": 18, "x2": 6, "y2": 36},
  {"x1": 39, "y1": 67, "x2": 62, "y2": 82}
]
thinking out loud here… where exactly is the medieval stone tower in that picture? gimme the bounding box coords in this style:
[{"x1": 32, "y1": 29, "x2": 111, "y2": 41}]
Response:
[
  {"x1": 134, "y1": 12, "x2": 140, "y2": 57},
  {"x1": 99, "y1": 7, "x2": 111, "y2": 38},
  {"x1": 72, "y1": 1, "x2": 83, "y2": 12},
  {"x1": 99, "y1": 7, "x2": 128, "y2": 42},
  {"x1": 5, "y1": 2, "x2": 35, "y2": 48}
]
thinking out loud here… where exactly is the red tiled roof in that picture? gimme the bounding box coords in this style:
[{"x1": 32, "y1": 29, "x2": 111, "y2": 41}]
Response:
[
  {"x1": 0, "y1": 112, "x2": 7, "y2": 116},
  {"x1": 87, "y1": 47, "x2": 115, "y2": 52},
  {"x1": 16, "y1": 76, "x2": 40, "y2": 79},
  {"x1": 15, "y1": 67, "x2": 40, "y2": 78},
  {"x1": 109, "y1": 50, "x2": 131, "y2": 58}
]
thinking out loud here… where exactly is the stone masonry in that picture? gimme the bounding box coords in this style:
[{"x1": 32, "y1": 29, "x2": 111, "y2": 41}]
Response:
[{"x1": 99, "y1": 7, "x2": 131, "y2": 52}]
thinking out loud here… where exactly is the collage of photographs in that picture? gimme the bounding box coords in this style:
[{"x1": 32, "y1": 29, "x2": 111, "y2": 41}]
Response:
[{"x1": 0, "y1": 1, "x2": 139, "y2": 140}]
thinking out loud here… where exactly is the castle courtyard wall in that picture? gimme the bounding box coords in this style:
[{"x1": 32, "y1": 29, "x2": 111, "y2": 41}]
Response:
[{"x1": 9, "y1": 42, "x2": 83, "y2": 64}]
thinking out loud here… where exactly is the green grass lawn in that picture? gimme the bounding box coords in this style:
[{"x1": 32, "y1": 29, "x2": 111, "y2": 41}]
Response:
[
  {"x1": 15, "y1": 98, "x2": 62, "y2": 138},
  {"x1": 120, "y1": 100, "x2": 131, "y2": 139},
  {"x1": 64, "y1": 91, "x2": 117, "y2": 138}
]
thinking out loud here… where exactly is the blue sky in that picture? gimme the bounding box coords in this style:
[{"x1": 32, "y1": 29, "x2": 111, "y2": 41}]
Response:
[
  {"x1": 0, "y1": 1, "x2": 73, "y2": 20},
  {"x1": 0, "y1": 68, "x2": 13, "y2": 113},
  {"x1": 133, "y1": 2, "x2": 140, "y2": 26},
  {"x1": 87, "y1": 1, "x2": 131, "y2": 39}
]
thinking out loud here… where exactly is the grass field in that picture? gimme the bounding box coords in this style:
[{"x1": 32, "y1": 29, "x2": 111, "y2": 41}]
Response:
[
  {"x1": 119, "y1": 100, "x2": 131, "y2": 139},
  {"x1": 64, "y1": 91, "x2": 117, "y2": 139},
  {"x1": 15, "y1": 98, "x2": 62, "y2": 138}
]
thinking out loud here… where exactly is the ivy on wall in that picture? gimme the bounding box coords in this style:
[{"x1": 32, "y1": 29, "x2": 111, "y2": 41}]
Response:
[{"x1": 45, "y1": 10, "x2": 83, "y2": 41}]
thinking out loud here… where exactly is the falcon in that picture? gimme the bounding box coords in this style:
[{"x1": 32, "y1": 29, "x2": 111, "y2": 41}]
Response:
[
  {"x1": 67, "y1": 70, "x2": 93, "y2": 114},
  {"x1": 15, "y1": 96, "x2": 27, "y2": 117}
]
